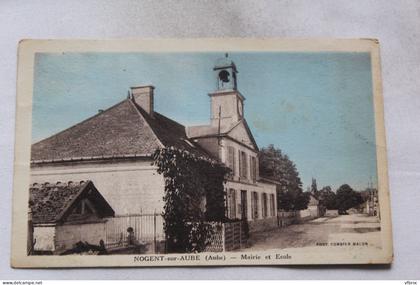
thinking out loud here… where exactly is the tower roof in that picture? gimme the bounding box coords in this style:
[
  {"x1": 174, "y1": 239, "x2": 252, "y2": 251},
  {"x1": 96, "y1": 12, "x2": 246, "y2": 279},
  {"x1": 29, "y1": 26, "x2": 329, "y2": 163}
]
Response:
[{"x1": 213, "y1": 53, "x2": 237, "y2": 71}]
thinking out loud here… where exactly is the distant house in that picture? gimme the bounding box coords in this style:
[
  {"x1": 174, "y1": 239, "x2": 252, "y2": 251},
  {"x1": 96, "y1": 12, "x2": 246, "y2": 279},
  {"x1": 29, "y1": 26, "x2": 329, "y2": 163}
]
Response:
[
  {"x1": 307, "y1": 193, "x2": 320, "y2": 218},
  {"x1": 297, "y1": 193, "x2": 320, "y2": 222},
  {"x1": 30, "y1": 54, "x2": 277, "y2": 241},
  {"x1": 29, "y1": 181, "x2": 114, "y2": 254}
]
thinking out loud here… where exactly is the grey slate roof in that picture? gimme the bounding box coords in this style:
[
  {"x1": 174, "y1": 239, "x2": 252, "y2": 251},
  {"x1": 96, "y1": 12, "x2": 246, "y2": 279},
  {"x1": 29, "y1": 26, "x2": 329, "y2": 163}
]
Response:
[{"x1": 31, "y1": 99, "x2": 212, "y2": 162}]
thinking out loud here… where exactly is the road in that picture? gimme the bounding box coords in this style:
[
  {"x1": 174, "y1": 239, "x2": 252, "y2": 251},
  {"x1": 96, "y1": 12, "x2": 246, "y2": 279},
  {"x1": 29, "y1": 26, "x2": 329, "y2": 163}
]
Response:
[{"x1": 246, "y1": 213, "x2": 381, "y2": 251}]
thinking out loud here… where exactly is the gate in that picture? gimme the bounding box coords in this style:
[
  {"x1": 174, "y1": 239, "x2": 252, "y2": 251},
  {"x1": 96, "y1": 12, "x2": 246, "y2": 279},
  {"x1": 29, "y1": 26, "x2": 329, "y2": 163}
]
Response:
[{"x1": 205, "y1": 221, "x2": 248, "y2": 252}]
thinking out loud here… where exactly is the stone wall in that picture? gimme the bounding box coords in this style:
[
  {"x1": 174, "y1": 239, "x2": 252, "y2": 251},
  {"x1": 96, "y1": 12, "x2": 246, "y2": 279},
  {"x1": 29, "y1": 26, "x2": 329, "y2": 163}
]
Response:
[
  {"x1": 33, "y1": 226, "x2": 55, "y2": 252},
  {"x1": 55, "y1": 221, "x2": 106, "y2": 252},
  {"x1": 248, "y1": 217, "x2": 277, "y2": 233},
  {"x1": 297, "y1": 209, "x2": 312, "y2": 223}
]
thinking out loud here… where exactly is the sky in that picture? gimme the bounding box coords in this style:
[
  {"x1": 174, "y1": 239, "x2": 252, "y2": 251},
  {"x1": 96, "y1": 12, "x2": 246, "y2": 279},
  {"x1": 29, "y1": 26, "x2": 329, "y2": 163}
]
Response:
[{"x1": 32, "y1": 52, "x2": 377, "y2": 191}]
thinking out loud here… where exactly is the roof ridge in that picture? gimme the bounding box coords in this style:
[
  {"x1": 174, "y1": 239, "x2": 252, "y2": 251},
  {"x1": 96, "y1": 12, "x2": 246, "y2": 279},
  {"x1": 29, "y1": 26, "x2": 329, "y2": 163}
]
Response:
[
  {"x1": 32, "y1": 99, "x2": 128, "y2": 145},
  {"x1": 153, "y1": 112, "x2": 187, "y2": 130},
  {"x1": 127, "y1": 99, "x2": 165, "y2": 148},
  {"x1": 130, "y1": 100, "x2": 216, "y2": 159},
  {"x1": 236, "y1": 118, "x2": 259, "y2": 151}
]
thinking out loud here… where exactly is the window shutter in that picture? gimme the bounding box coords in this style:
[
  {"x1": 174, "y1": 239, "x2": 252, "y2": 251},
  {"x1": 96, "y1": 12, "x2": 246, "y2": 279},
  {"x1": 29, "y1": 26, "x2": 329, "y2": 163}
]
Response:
[
  {"x1": 238, "y1": 150, "x2": 242, "y2": 178},
  {"x1": 228, "y1": 189, "x2": 236, "y2": 219},
  {"x1": 250, "y1": 156, "x2": 255, "y2": 182},
  {"x1": 232, "y1": 148, "x2": 236, "y2": 175},
  {"x1": 251, "y1": 192, "x2": 255, "y2": 219},
  {"x1": 243, "y1": 152, "x2": 248, "y2": 179},
  {"x1": 252, "y1": 192, "x2": 259, "y2": 219},
  {"x1": 228, "y1": 146, "x2": 235, "y2": 175}
]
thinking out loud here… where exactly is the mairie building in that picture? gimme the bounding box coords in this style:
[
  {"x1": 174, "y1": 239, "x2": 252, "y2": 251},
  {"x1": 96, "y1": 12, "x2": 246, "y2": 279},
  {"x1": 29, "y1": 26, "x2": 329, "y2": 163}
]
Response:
[{"x1": 30, "y1": 55, "x2": 278, "y2": 233}]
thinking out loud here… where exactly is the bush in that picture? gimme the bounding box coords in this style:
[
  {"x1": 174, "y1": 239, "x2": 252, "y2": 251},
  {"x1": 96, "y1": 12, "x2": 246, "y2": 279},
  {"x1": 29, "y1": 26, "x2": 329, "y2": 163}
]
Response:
[{"x1": 153, "y1": 147, "x2": 229, "y2": 253}]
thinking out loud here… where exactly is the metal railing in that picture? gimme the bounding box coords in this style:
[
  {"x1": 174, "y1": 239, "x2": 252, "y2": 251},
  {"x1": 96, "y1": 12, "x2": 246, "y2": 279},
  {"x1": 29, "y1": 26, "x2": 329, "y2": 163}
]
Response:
[{"x1": 104, "y1": 212, "x2": 164, "y2": 253}]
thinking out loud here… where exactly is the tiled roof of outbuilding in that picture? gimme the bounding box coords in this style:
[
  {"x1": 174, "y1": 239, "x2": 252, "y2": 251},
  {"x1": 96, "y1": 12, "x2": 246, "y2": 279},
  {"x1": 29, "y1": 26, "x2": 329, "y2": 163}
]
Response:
[
  {"x1": 31, "y1": 99, "x2": 213, "y2": 162},
  {"x1": 29, "y1": 181, "x2": 114, "y2": 224}
]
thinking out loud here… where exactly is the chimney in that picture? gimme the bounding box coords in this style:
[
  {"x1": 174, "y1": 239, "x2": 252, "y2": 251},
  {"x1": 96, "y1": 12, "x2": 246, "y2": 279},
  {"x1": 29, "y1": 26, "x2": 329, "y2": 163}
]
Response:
[{"x1": 130, "y1": 85, "x2": 155, "y2": 117}]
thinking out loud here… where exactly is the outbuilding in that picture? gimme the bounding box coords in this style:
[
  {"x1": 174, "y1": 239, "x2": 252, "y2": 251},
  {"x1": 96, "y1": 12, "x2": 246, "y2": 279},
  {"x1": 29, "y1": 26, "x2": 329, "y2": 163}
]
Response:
[{"x1": 29, "y1": 180, "x2": 114, "y2": 254}]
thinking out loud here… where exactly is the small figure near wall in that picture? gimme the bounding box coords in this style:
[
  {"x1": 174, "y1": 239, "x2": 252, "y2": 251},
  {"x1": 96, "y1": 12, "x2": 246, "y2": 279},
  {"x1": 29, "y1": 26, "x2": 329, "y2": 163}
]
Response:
[{"x1": 126, "y1": 227, "x2": 147, "y2": 253}]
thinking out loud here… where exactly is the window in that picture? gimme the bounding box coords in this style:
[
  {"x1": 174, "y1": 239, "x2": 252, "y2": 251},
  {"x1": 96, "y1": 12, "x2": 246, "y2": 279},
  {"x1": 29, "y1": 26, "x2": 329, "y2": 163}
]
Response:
[
  {"x1": 270, "y1": 194, "x2": 275, "y2": 216},
  {"x1": 251, "y1": 191, "x2": 259, "y2": 219},
  {"x1": 227, "y1": 146, "x2": 236, "y2": 176},
  {"x1": 228, "y1": 189, "x2": 236, "y2": 219},
  {"x1": 239, "y1": 151, "x2": 248, "y2": 179},
  {"x1": 250, "y1": 156, "x2": 257, "y2": 183},
  {"x1": 262, "y1": 193, "x2": 268, "y2": 218},
  {"x1": 240, "y1": 190, "x2": 248, "y2": 220}
]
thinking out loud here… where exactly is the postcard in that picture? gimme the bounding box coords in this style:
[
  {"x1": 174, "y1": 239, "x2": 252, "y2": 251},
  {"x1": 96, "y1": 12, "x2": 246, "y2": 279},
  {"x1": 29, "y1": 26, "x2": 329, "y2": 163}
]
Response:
[{"x1": 11, "y1": 39, "x2": 392, "y2": 267}]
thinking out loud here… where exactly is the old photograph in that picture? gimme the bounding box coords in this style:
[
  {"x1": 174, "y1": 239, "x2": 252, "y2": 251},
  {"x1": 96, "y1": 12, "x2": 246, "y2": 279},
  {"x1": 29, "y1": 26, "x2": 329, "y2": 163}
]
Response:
[{"x1": 12, "y1": 39, "x2": 392, "y2": 267}]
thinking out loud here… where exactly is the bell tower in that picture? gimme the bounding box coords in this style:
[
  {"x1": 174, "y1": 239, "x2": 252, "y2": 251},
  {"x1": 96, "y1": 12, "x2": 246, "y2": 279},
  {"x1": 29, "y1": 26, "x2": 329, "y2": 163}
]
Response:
[
  {"x1": 209, "y1": 54, "x2": 245, "y2": 128},
  {"x1": 214, "y1": 53, "x2": 238, "y2": 90}
]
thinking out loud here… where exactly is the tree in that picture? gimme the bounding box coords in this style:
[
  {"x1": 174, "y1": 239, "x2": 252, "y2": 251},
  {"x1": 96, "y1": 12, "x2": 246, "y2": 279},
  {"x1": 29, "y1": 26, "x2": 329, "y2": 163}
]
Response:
[
  {"x1": 259, "y1": 144, "x2": 309, "y2": 211},
  {"x1": 311, "y1": 178, "x2": 318, "y2": 197},
  {"x1": 335, "y1": 184, "x2": 363, "y2": 213},
  {"x1": 318, "y1": 186, "x2": 337, "y2": 210}
]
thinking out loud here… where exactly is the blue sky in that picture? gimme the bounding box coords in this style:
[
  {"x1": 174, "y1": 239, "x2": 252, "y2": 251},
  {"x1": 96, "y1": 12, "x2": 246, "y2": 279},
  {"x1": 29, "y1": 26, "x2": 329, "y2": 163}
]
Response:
[{"x1": 32, "y1": 52, "x2": 377, "y2": 191}]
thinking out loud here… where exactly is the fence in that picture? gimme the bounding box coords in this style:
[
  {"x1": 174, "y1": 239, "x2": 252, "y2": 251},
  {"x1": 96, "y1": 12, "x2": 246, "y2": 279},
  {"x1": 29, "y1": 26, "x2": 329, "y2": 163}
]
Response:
[
  {"x1": 105, "y1": 215, "x2": 248, "y2": 254},
  {"x1": 105, "y1": 213, "x2": 164, "y2": 253},
  {"x1": 205, "y1": 221, "x2": 248, "y2": 252},
  {"x1": 277, "y1": 210, "x2": 297, "y2": 227}
]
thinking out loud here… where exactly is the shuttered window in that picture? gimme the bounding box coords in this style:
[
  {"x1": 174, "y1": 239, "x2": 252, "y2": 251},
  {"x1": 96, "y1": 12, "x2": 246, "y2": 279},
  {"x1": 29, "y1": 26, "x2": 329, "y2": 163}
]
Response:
[
  {"x1": 239, "y1": 151, "x2": 248, "y2": 179},
  {"x1": 250, "y1": 156, "x2": 257, "y2": 183},
  {"x1": 227, "y1": 146, "x2": 236, "y2": 176},
  {"x1": 270, "y1": 194, "x2": 275, "y2": 216},
  {"x1": 262, "y1": 193, "x2": 268, "y2": 218},
  {"x1": 228, "y1": 189, "x2": 236, "y2": 219},
  {"x1": 251, "y1": 191, "x2": 259, "y2": 219},
  {"x1": 238, "y1": 150, "x2": 243, "y2": 178}
]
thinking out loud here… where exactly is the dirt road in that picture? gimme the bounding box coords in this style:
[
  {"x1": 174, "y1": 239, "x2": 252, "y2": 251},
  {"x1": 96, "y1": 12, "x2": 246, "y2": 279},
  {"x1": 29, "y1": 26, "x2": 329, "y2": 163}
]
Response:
[{"x1": 246, "y1": 213, "x2": 381, "y2": 251}]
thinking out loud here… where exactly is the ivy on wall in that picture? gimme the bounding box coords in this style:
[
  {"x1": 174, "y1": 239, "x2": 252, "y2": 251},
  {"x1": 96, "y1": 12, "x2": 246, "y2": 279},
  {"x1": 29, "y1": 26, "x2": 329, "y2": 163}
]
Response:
[{"x1": 152, "y1": 147, "x2": 229, "y2": 253}]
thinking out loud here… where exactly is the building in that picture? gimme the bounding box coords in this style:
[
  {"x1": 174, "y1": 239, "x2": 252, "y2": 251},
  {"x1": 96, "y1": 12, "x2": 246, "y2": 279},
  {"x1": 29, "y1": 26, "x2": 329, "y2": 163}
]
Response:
[
  {"x1": 366, "y1": 188, "x2": 380, "y2": 217},
  {"x1": 186, "y1": 55, "x2": 277, "y2": 232},
  {"x1": 30, "y1": 55, "x2": 277, "y2": 238},
  {"x1": 306, "y1": 193, "x2": 320, "y2": 219},
  {"x1": 296, "y1": 193, "x2": 321, "y2": 222},
  {"x1": 29, "y1": 181, "x2": 114, "y2": 254}
]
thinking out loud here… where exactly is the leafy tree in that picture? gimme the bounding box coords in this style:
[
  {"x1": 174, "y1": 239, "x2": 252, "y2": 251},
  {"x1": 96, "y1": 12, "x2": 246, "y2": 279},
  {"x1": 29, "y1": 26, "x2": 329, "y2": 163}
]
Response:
[
  {"x1": 336, "y1": 184, "x2": 363, "y2": 213},
  {"x1": 259, "y1": 144, "x2": 309, "y2": 211},
  {"x1": 318, "y1": 186, "x2": 337, "y2": 210}
]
